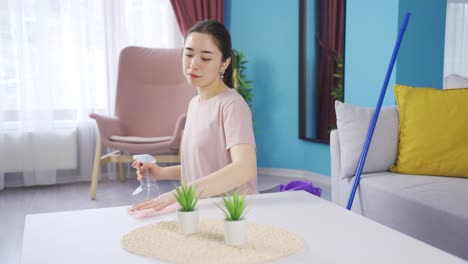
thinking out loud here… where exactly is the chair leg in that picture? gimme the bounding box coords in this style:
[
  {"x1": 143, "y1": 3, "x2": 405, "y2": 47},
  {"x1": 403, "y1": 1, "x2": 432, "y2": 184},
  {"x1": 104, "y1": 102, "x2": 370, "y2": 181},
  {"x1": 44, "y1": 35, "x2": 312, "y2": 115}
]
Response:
[
  {"x1": 90, "y1": 137, "x2": 102, "y2": 200},
  {"x1": 118, "y1": 159, "x2": 125, "y2": 182}
]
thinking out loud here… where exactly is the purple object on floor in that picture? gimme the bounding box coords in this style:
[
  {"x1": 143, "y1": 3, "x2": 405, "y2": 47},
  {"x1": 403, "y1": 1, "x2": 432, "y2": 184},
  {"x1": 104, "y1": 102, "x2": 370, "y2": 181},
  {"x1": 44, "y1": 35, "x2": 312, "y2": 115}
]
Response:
[{"x1": 279, "y1": 180, "x2": 322, "y2": 197}]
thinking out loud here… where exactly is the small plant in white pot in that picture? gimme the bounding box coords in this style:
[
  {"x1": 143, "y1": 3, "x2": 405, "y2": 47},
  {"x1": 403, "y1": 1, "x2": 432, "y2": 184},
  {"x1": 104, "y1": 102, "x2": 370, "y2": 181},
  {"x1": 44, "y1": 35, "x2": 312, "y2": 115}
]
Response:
[
  {"x1": 218, "y1": 191, "x2": 247, "y2": 246},
  {"x1": 173, "y1": 183, "x2": 199, "y2": 235}
]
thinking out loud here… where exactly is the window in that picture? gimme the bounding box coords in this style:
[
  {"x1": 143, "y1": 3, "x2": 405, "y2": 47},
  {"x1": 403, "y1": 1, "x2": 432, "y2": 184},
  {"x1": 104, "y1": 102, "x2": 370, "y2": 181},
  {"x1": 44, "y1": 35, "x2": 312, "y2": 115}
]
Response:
[
  {"x1": 0, "y1": 0, "x2": 182, "y2": 123},
  {"x1": 444, "y1": 0, "x2": 468, "y2": 78}
]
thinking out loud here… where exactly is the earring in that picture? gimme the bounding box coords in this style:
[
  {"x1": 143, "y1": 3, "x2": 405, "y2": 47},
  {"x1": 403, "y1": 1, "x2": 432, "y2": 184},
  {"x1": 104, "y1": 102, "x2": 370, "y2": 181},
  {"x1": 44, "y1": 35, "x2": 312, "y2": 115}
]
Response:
[{"x1": 220, "y1": 70, "x2": 225, "y2": 79}]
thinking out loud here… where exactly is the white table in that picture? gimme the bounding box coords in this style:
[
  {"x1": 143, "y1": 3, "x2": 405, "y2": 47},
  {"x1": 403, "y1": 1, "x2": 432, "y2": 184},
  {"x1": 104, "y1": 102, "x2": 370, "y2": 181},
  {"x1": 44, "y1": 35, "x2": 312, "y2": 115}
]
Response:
[{"x1": 21, "y1": 191, "x2": 466, "y2": 264}]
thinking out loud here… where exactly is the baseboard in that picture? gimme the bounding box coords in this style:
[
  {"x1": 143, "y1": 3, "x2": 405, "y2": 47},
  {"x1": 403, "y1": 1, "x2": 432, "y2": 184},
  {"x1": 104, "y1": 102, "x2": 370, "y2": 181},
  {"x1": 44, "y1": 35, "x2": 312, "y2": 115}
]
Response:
[{"x1": 258, "y1": 168, "x2": 331, "y2": 189}]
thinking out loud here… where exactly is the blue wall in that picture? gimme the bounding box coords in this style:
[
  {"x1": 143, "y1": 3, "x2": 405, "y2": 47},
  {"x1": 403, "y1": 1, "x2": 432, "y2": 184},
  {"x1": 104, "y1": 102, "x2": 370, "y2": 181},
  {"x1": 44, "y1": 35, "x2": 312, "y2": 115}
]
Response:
[
  {"x1": 345, "y1": 0, "x2": 399, "y2": 106},
  {"x1": 226, "y1": 0, "x2": 330, "y2": 175},
  {"x1": 397, "y1": 0, "x2": 446, "y2": 88},
  {"x1": 345, "y1": 0, "x2": 446, "y2": 107},
  {"x1": 226, "y1": 0, "x2": 446, "y2": 176}
]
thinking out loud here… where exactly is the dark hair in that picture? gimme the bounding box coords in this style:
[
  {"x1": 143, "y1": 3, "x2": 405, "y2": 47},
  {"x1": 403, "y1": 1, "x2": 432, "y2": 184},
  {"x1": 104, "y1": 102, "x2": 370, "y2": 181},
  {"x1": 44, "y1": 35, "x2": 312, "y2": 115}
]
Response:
[{"x1": 186, "y1": 20, "x2": 233, "y2": 88}]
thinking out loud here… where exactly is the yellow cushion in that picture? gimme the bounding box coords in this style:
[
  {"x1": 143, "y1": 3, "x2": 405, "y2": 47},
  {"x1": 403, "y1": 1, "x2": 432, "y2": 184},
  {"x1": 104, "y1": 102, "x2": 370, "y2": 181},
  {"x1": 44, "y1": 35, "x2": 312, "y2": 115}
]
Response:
[{"x1": 390, "y1": 84, "x2": 468, "y2": 178}]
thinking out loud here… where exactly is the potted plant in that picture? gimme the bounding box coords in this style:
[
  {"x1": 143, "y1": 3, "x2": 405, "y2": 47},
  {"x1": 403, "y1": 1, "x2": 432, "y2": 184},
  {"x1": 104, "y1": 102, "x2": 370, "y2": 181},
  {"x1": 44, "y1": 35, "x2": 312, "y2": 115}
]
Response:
[
  {"x1": 173, "y1": 183, "x2": 199, "y2": 235},
  {"x1": 232, "y1": 49, "x2": 254, "y2": 108},
  {"x1": 232, "y1": 48, "x2": 256, "y2": 133},
  {"x1": 218, "y1": 191, "x2": 248, "y2": 246},
  {"x1": 331, "y1": 54, "x2": 344, "y2": 102},
  {"x1": 329, "y1": 54, "x2": 344, "y2": 132}
]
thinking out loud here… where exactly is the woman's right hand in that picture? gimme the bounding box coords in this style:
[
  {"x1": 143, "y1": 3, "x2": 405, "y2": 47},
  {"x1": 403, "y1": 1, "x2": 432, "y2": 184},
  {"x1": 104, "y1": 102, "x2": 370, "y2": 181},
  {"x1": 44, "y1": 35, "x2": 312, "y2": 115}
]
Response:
[{"x1": 131, "y1": 161, "x2": 161, "y2": 181}]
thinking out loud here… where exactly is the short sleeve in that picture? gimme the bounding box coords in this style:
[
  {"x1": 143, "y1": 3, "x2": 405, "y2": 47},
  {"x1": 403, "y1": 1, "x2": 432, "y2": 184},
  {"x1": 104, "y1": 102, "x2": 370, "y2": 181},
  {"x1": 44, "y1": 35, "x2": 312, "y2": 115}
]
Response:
[{"x1": 222, "y1": 98, "x2": 256, "y2": 151}]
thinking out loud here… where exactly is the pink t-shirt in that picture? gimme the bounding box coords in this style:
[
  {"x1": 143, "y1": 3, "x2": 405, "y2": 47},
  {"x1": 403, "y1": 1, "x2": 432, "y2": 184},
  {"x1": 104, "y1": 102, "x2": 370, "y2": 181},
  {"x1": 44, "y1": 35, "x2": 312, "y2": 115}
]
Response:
[{"x1": 181, "y1": 88, "x2": 258, "y2": 195}]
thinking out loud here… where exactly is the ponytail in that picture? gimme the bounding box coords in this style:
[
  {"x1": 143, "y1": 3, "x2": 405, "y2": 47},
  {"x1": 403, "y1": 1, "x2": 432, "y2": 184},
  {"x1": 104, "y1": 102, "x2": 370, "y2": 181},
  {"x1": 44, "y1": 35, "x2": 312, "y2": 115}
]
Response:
[{"x1": 223, "y1": 50, "x2": 234, "y2": 88}]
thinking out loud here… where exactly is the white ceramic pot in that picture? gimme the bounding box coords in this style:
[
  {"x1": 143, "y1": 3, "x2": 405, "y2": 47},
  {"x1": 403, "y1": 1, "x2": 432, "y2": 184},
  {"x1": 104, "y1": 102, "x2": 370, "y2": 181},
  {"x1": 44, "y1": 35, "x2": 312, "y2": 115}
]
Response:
[
  {"x1": 177, "y1": 209, "x2": 199, "y2": 235},
  {"x1": 224, "y1": 218, "x2": 246, "y2": 246}
]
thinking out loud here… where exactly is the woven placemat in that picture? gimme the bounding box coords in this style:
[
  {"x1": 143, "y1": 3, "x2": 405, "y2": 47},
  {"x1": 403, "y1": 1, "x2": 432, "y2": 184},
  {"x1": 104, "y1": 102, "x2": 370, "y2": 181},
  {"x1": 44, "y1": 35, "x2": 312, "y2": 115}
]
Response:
[{"x1": 122, "y1": 218, "x2": 304, "y2": 264}]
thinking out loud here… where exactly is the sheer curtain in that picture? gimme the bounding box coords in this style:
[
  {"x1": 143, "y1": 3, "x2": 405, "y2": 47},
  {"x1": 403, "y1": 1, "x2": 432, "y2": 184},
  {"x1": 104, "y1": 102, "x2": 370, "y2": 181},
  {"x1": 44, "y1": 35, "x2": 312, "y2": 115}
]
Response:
[
  {"x1": 444, "y1": 0, "x2": 468, "y2": 78},
  {"x1": 0, "y1": 0, "x2": 182, "y2": 189}
]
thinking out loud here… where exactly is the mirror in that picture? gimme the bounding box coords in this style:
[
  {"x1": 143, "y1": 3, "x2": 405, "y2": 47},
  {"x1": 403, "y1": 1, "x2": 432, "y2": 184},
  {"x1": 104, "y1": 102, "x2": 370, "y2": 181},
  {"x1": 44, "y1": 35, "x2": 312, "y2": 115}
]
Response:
[{"x1": 299, "y1": 0, "x2": 346, "y2": 143}]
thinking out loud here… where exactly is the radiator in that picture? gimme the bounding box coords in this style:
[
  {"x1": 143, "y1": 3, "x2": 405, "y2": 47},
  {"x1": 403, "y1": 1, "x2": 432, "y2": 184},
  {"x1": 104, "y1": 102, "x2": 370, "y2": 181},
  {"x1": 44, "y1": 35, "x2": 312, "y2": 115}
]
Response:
[{"x1": 2, "y1": 128, "x2": 78, "y2": 172}]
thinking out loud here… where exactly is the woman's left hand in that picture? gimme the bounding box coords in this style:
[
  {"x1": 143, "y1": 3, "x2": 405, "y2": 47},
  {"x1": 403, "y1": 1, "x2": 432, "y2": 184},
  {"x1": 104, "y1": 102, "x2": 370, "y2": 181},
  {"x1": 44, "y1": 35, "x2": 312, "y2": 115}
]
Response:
[{"x1": 130, "y1": 191, "x2": 177, "y2": 212}]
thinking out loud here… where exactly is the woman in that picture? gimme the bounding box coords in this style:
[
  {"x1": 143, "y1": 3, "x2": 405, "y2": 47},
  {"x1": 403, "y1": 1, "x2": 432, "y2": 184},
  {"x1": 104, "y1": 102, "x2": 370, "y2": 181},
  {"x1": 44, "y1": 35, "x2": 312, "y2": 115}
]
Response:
[{"x1": 130, "y1": 20, "x2": 257, "y2": 212}]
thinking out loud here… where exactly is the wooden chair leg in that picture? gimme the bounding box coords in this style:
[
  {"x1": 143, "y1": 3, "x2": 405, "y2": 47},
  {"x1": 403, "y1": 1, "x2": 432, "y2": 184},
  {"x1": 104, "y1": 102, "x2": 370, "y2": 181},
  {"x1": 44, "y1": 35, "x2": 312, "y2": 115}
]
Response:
[
  {"x1": 118, "y1": 159, "x2": 125, "y2": 182},
  {"x1": 90, "y1": 137, "x2": 102, "y2": 200}
]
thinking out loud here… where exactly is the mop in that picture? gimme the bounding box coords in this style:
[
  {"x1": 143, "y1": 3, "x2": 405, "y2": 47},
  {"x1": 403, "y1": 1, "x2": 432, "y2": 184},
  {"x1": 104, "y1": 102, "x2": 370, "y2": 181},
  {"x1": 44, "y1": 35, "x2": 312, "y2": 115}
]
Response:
[{"x1": 346, "y1": 12, "x2": 411, "y2": 210}]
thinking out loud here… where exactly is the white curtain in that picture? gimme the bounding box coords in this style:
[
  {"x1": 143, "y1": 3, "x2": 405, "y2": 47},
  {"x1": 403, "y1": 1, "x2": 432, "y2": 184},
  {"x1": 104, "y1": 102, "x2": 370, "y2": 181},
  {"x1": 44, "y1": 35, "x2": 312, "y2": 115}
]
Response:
[
  {"x1": 0, "y1": 0, "x2": 183, "y2": 189},
  {"x1": 444, "y1": 0, "x2": 468, "y2": 78}
]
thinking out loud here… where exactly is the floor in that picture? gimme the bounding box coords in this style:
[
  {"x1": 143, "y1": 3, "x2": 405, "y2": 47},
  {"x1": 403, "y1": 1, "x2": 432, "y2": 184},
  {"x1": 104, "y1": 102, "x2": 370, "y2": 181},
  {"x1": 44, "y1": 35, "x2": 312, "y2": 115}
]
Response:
[{"x1": 0, "y1": 175, "x2": 330, "y2": 264}]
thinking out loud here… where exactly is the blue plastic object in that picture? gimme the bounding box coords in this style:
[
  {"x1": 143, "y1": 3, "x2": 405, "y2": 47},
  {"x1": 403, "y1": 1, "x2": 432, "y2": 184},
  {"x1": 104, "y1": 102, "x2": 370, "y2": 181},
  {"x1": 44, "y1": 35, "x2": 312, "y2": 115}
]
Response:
[
  {"x1": 346, "y1": 12, "x2": 411, "y2": 210},
  {"x1": 280, "y1": 180, "x2": 322, "y2": 197}
]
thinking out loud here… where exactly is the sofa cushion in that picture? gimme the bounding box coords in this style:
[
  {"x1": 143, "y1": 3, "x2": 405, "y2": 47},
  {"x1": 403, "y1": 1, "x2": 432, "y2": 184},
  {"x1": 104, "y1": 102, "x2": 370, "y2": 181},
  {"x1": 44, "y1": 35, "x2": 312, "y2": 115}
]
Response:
[
  {"x1": 444, "y1": 73, "x2": 468, "y2": 89},
  {"x1": 335, "y1": 101, "x2": 399, "y2": 178},
  {"x1": 336, "y1": 171, "x2": 468, "y2": 260},
  {"x1": 391, "y1": 84, "x2": 468, "y2": 178}
]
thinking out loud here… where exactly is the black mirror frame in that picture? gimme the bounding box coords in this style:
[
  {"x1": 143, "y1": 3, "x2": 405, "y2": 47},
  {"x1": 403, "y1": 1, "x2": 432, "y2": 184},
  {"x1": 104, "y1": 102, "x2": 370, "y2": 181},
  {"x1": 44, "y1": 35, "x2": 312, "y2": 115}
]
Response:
[{"x1": 299, "y1": 0, "x2": 346, "y2": 144}]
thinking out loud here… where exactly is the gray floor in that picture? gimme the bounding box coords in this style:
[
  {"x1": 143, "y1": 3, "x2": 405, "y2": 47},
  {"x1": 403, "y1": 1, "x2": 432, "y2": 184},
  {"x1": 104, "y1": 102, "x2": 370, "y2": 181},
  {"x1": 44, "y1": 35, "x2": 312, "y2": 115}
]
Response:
[{"x1": 0, "y1": 175, "x2": 330, "y2": 264}]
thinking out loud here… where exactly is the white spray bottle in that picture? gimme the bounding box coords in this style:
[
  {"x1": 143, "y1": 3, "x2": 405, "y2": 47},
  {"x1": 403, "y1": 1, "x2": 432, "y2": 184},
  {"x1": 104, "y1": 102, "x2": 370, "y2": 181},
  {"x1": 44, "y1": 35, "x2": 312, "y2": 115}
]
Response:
[{"x1": 131, "y1": 154, "x2": 160, "y2": 203}]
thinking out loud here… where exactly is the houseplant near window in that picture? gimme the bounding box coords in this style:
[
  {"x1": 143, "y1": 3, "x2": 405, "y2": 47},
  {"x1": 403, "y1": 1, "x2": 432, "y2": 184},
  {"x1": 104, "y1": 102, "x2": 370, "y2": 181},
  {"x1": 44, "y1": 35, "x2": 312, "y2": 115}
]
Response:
[
  {"x1": 218, "y1": 191, "x2": 248, "y2": 246},
  {"x1": 173, "y1": 183, "x2": 199, "y2": 235}
]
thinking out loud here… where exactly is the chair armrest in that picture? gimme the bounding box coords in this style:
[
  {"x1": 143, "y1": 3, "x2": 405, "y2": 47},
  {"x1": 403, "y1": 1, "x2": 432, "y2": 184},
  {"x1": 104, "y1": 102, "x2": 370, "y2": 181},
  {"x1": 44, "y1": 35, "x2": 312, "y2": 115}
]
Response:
[{"x1": 89, "y1": 113, "x2": 122, "y2": 140}]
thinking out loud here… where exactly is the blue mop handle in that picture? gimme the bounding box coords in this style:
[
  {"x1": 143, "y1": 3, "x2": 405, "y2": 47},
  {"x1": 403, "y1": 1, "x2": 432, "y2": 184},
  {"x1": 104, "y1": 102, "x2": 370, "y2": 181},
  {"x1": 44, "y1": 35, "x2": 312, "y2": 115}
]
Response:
[{"x1": 346, "y1": 12, "x2": 411, "y2": 210}]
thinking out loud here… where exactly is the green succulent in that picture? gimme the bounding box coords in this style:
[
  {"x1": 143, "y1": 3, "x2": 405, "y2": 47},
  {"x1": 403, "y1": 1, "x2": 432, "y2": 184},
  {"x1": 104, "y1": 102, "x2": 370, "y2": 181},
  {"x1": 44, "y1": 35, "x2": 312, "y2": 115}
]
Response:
[
  {"x1": 173, "y1": 183, "x2": 199, "y2": 212},
  {"x1": 218, "y1": 191, "x2": 247, "y2": 221}
]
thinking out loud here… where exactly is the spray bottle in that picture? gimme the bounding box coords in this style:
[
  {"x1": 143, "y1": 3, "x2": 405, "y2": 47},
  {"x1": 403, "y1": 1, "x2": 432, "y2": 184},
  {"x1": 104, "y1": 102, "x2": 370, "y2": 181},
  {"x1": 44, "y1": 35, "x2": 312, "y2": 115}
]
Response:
[{"x1": 131, "y1": 154, "x2": 161, "y2": 204}]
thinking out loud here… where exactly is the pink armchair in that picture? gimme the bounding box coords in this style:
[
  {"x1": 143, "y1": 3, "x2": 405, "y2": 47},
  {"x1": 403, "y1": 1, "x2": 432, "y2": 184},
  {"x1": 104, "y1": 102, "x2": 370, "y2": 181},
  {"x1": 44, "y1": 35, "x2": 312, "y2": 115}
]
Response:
[{"x1": 89, "y1": 47, "x2": 196, "y2": 199}]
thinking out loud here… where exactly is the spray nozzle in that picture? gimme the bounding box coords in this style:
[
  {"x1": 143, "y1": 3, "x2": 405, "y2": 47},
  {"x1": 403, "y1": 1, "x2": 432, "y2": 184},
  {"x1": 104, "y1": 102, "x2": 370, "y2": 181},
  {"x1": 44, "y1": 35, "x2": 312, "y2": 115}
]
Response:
[{"x1": 133, "y1": 154, "x2": 156, "y2": 164}]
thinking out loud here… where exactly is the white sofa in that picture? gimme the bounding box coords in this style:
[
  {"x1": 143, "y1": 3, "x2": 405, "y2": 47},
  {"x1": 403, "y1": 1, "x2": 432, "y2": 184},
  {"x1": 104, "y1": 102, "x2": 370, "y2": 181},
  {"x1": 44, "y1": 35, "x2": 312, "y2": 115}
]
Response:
[{"x1": 330, "y1": 104, "x2": 468, "y2": 260}]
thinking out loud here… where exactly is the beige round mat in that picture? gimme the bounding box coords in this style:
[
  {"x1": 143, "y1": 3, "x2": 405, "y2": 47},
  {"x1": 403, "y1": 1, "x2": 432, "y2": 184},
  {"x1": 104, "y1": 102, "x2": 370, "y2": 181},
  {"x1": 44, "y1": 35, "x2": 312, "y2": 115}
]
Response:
[{"x1": 122, "y1": 218, "x2": 304, "y2": 264}]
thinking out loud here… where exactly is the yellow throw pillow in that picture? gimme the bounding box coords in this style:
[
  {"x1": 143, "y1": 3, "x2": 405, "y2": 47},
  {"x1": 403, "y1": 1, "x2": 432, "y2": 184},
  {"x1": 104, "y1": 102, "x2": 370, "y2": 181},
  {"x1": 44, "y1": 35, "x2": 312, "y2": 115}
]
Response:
[{"x1": 390, "y1": 84, "x2": 468, "y2": 178}]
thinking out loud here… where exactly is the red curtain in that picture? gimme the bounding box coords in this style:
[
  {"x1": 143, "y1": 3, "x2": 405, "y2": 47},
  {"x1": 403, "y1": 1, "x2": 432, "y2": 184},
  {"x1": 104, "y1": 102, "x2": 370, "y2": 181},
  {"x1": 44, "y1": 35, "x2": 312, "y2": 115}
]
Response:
[
  {"x1": 170, "y1": 0, "x2": 225, "y2": 36},
  {"x1": 316, "y1": 0, "x2": 345, "y2": 141}
]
